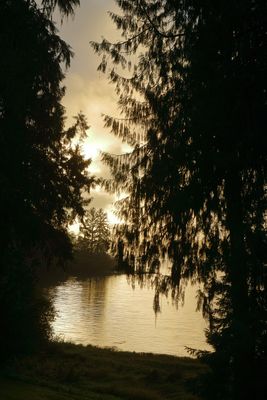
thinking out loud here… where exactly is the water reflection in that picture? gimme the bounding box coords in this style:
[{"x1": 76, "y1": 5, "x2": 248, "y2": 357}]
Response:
[{"x1": 49, "y1": 275, "x2": 211, "y2": 356}]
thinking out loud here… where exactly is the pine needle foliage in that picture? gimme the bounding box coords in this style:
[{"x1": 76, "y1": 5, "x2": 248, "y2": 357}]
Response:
[
  {"x1": 91, "y1": 1, "x2": 267, "y2": 399},
  {"x1": 0, "y1": 0, "x2": 93, "y2": 357},
  {"x1": 77, "y1": 208, "x2": 110, "y2": 254}
]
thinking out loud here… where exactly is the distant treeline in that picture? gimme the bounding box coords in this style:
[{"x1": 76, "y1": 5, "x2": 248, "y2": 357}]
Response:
[{"x1": 38, "y1": 251, "x2": 116, "y2": 287}]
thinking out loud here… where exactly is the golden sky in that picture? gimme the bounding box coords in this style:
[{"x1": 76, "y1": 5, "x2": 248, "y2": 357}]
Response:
[{"x1": 55, "y1": 0, "x2": 129, "y2": 225}]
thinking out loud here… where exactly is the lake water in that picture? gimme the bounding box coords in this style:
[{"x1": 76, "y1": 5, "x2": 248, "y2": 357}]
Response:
[{"x1": 49, "y1": 274, "x2": 211, "y2": 357}]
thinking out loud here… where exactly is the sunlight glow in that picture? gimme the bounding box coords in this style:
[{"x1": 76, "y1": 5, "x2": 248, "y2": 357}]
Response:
[
  {"x1": 88, "y1": 164, "x2": 101, "y2": 174},
  {"x1": 115, "y1": 191, "x2": 128, "y2": 201},
  {"x1": 82, "y1": 141, "x2": 100, "y2": 160},
  {"x1": 107, "y1": 210, "x2": 121, "y2": 225},
  {"x1": 68, "y1": 221, "x2": 80, "y2": 235},
  {"x1": 68, "y1": 210, "x2": 120, "y2": 233}
]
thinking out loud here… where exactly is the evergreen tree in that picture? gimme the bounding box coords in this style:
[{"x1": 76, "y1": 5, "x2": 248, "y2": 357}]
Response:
[
  {"x1": 91, "y1": 1, "x2": 267, "y2": 398},
  {"x1": 95, "y1": 208, "x2": 110, "y2": 253},
  {"x1": 0, "y1": 0, "x2": 93, "y2": 356},
  {"x1": 78, "y1": 208, "x2": 110, "y2": 254}
]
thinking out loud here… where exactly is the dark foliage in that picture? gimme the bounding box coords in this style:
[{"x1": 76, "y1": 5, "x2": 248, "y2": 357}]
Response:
[
  {"x1": 0, "y1": 0, "x2": 92, "y2": 357},
  {"x1": 76, "y1": 208, "x2": 110, "y2": 254},
  {"x1": 91, "y1": 1, "x2": 267, "y2": 399}
]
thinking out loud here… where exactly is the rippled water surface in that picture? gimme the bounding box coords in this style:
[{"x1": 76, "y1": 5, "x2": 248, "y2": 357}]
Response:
[{"x1": 49, "y1": 275, "x2": 211, "y2": 356}]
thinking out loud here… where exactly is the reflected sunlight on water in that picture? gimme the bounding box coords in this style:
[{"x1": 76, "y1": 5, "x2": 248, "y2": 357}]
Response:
[{"x1": 49, "y1": 275, "x2": 212, "y2": 357}]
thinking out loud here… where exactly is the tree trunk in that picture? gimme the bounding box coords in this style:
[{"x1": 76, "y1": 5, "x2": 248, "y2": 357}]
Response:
[{"x1": 225, "y1": 170, "x2": 253, "y2": 399}]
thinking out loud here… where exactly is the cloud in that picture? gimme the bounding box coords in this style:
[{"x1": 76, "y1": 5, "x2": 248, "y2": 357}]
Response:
[
  {"x1": 89, "y1": 190, "x2": 115, "y2": 210},
  {"x1": 57, "y1": 0, "x2": 127, "y2": 211}
]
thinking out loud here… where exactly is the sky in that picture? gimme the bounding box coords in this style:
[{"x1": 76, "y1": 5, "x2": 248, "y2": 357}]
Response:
[{"x1": 54, "y1": 0, "x2": 129, "y2": 226}]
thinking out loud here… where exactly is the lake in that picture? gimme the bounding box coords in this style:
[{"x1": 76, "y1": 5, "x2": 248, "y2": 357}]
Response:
[{"x1": 49, "y1": 274, "x2": 211, "y2": 357}]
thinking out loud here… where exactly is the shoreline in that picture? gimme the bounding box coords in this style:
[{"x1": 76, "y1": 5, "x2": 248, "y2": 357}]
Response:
[
  {"x1": 37, "y1": 252, "x2": 117, "y2": 287},
  {"x1": 1, "y1": 341, "x2": 207, "y2": 399}
]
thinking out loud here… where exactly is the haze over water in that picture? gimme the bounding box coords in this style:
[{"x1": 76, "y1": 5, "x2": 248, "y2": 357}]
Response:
[{"x1": 49, "y1": 275, "x2": 212, "y2": 357}]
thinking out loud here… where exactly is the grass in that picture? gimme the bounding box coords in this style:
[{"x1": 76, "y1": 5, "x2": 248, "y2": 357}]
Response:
[{"x1": 0, "y1": 342, "x2": 207, "y2": 400}]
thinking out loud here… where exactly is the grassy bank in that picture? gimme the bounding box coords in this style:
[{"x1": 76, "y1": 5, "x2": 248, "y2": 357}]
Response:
[{"x1": 0, "y1": 342, "x2": 207, "y2": 400}]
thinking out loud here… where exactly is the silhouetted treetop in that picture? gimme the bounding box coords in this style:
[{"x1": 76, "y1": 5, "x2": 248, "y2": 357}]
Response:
[{"x1": 77, "y1": 208, "x2": 110, "y2": 254}]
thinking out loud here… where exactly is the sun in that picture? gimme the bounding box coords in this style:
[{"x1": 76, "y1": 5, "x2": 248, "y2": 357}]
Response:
[
  {"x1": 107, "y1": 209, "x2": 121, "y2": 225},
  {"x1": 82, "y1": 141, "x2": 100, "y2": 160}
]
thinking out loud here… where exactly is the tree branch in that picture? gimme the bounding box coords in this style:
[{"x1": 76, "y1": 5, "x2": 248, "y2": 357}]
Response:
[{"x1": 137, "y1": 1, "x2": 184, "y2": 39}]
